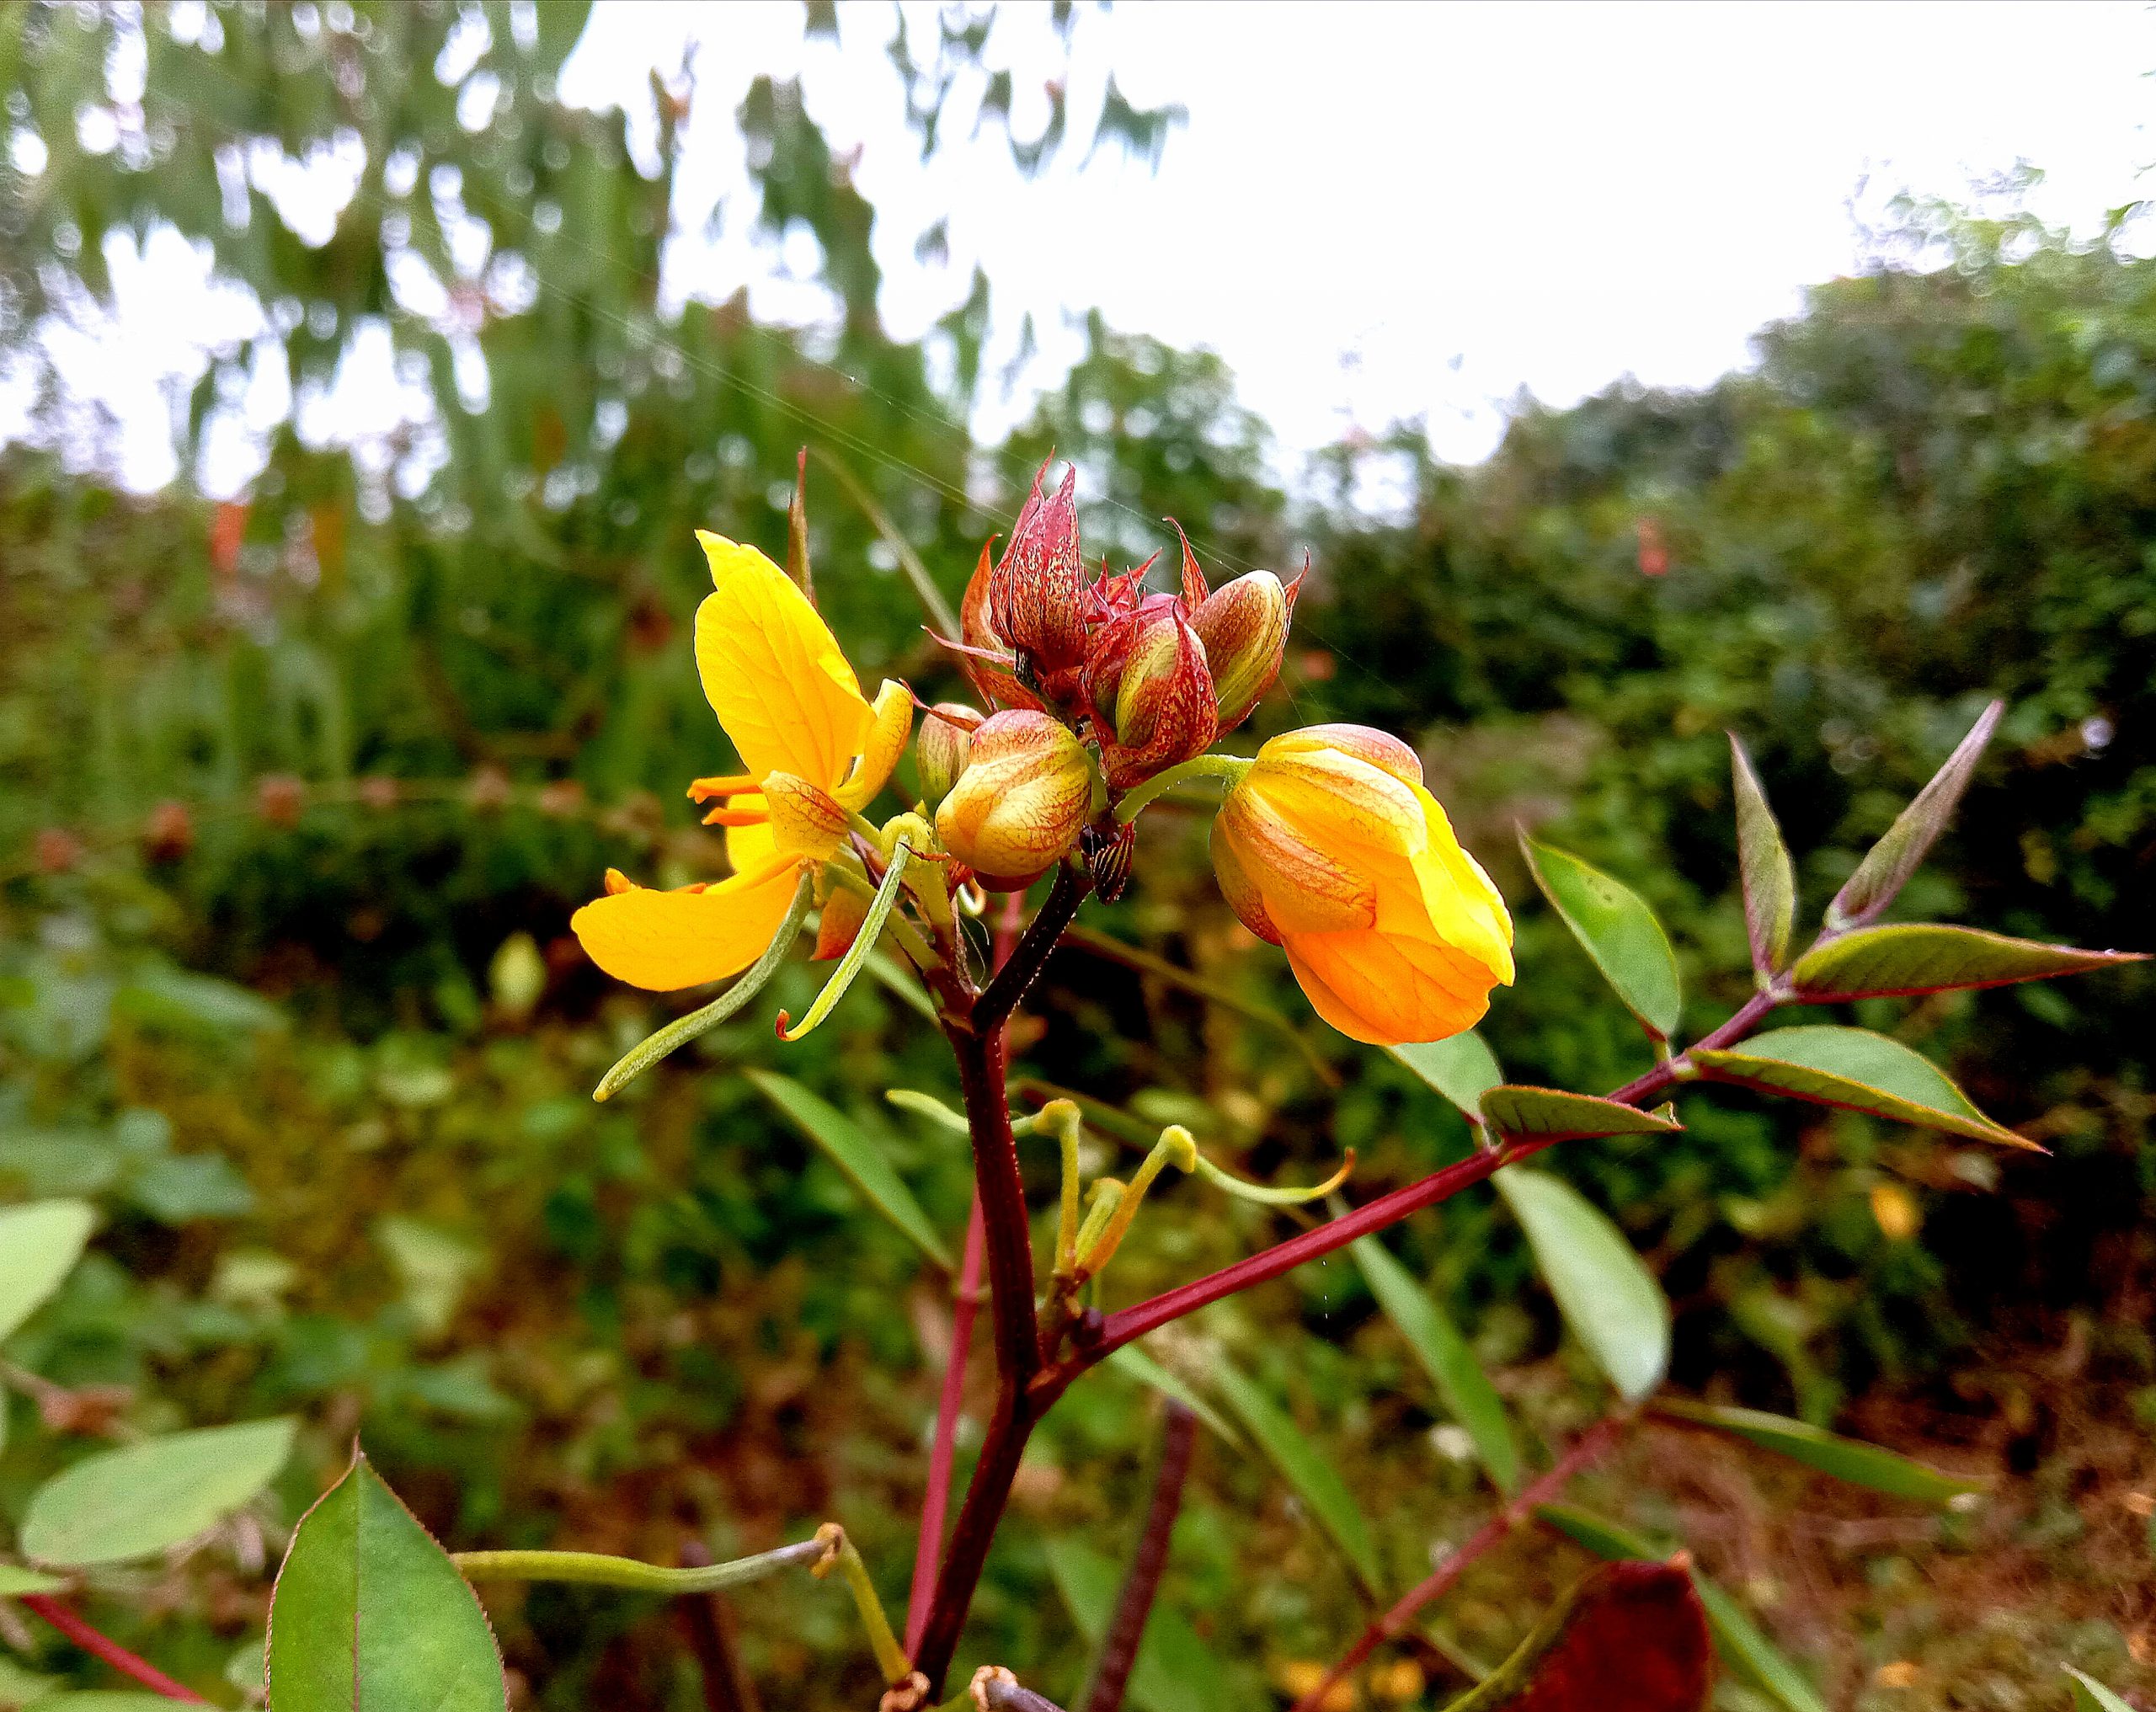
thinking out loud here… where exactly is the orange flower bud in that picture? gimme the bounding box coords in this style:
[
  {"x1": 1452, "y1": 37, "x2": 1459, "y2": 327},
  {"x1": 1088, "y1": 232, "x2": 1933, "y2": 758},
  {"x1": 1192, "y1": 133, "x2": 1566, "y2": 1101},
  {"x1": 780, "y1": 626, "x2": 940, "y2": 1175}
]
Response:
[
  {"x1": 1089, "y1": 595, "x2": 1219, "y2": 791},
  {"x1": 988, "y1": 461, "x2": 1088, "y2": 677},
  {"x1": 934, "y1": 710, "x2": 1095, "y2": 882},
  {"x1": 254, "y1": 773, "x2": 306, "y2": 829},
  {"x1": 1190, "y1": 566, "x2": 1300, "y2": 730},
  {"x1": 144, "y1": 799, "x2": 194, "y2": 863},
  {"x1": 917, "y1": 702, "x2": 979, "y2": 806},
  {"x1": 814, "y1": 883, "x2": 870, "y2": 961},
  {"x1": 1211, "y1": 724, "x2": 1513, "y2": 1045}
]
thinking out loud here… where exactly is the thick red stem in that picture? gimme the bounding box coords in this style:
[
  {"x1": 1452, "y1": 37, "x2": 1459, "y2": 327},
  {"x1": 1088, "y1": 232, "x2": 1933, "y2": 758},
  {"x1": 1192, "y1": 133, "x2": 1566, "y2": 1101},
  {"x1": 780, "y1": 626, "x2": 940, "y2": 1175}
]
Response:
[
  {"x1": 19, "y1": 1596, "x2": 210, "y2": 1704},
  {"x1": 1289, "y1": 1415, "x2": 1627, "y2": 1712}
]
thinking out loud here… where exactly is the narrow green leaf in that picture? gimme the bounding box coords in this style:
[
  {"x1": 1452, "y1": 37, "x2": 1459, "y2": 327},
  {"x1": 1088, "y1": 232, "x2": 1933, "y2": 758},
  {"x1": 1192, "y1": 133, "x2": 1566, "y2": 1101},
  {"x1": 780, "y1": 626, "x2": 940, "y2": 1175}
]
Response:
[
  {"x1": 0, "y1": 1565, "x2": 67, "y2": 1596},
  {"x1": 1102, "y1": 1346, "x2": 1245, "y2": 1450},
  {"x1": 785, "y1": 447, "x2": 814, "y2": 600},
  {"x1": 266, "y1": 1450, "x2": 507, "y2": 1712},
  {"x1": 2065, "y1": 1668, "x2": 2137, "y2": 1712},
  {"x1": 1350, "y1": 1235, "x2": 1519, "y2": 1494},
  {"x1": 1495, "y1": 1169, "x2": 1669, "y2": 1403},
  {"x1": 0, "y1": 1200, "x2": 94, "y2": 1342},
  {"x1": 1790, "y1": 924, "x2": 2143, "y2": 1002},
  {"x1": 1390, "y1": 1032, "x2": 1502, "y2": 1117},
  {"x1": 28, "y1": 1696, "x2": 189, "y2": 1709},
  {"x1": 1534, "y1": 1501, "x2": 1657, "y2": 1560},
  {"x1": 1211, "y1": 1362, "x2": 1383, "y2": 1596},
  {"x1": 1729, "y1": 734, "x2": 1797, "y2": 976},
  {"x1": 1689, "y1": 1025, "x2": 2036, "y2": 1149},
  {"x1": 1480, "y1": 1085, "x2": 1680, "y2": 1144},
  {"x1": 746, "y1": 1071, "x2": 954, "y2": 1269},
  {"x1": 1828, "y1": 699, "x2": 2001, "y2": 932},
  {"x1": 22, "y1": 1417, "x2": 297, "y2": 1567},
  {"x1": 1044, "y1": 1538, "x2": 1233, "y2": 1712},
  {"x1": 1519, "y1": 838, "x2": 1682, "y2": 1039},
  {"x1": 1690, "y1": 1581, "x2": 1828, "y2": 1712},
  {"x1": 1655, "y1": 1399, "x2": 1978, "y2": 1505},
  {"x1": 1534, "y1": 1505, "x2": 1827, "y2": 1712}
]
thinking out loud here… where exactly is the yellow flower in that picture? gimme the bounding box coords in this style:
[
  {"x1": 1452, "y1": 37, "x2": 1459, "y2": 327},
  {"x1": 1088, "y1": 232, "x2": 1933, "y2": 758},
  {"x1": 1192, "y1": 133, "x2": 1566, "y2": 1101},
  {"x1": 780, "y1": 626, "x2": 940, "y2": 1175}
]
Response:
[
  {"x1": 1210, "y1": 724, "x2": 1513, "y2": 1045},
  {"x1": 571, "y1": 533, "x2": 910, "y2": 990}
]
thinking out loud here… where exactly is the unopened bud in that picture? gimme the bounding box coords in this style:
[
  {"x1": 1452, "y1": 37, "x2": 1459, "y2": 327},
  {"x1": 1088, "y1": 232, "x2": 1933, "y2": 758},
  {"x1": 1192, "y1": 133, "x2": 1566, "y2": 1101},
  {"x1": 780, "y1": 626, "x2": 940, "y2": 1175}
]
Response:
[
  {"x1": 1190, "y1": 567, "x2": 1299, "y2": 730},
  {"x1": 917, "y1": 702, "x2": 979, "y2": 806},
  {"x1": 1093, "y1": 599, "x2": 1218, "y2": 792},
  {"x1": 144, "y1": 799, "x2": 193, "y2": 863},
  {"x1": 988, "y1": 461, "x2": 1087, "y2": 676},
  {"x1": 934, "y1": 711, "x2": 1095, "y2": 882}
]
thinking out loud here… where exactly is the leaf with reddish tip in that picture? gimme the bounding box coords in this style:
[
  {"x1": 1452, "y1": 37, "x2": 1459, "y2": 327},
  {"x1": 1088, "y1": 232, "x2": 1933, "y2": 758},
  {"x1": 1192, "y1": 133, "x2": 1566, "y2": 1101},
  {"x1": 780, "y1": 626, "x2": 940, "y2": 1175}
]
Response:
[
  {"x1": 1520, "y1": 838, "x2": 1683, "y2": 1040},
  {"x1": 1728, "y1": 735, "x2": 1796, "y2": 977},
  {"x1": 1789, "y1": 924, "x2": 2143, "y2": 1001},
  {"x1": 1827, "y1": 701, "x2": 2001, "y2": 932},
  {"x1": 1481, "y1": 1085, "x2": 1681, "y2": 1144},
  {"x1": 1689, "y1": 1025, "x2": 2037, "y2": 1149},
  {"x1": 266, "y1": 1449, "x2": 506, "y2": 1712},
  {"x1": 1437, "y1": 1560, "x2": 1711, "y2": 1712}
]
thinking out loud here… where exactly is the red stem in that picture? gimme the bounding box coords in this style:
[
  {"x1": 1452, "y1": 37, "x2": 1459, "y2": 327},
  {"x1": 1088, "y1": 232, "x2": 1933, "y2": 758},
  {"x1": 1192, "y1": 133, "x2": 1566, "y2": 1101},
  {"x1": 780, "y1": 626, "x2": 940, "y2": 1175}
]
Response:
[
  {"x1": 1289, "y1": 1414, "x2": 1627, "y2": 1712},
  {"x1": 906, "y1": 1190, "x2": 985, "y2": 1655},
  {"x1": 1099, "y1": 988, "x2": 1785, "y2": 1361},
  {"x1": 19, "y1": 1596, "x2": 210, "y2": 1704},
  {"x1": 1080, "y1": 1401, "x2": 1198, "y2": 1712}
]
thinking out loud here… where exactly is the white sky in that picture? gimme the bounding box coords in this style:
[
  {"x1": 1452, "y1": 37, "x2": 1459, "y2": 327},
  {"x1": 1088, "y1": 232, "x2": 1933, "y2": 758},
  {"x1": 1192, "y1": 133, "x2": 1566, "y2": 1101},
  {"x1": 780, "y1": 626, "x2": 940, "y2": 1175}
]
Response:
[
  {"x1": 10, "y1": 2, "x2": 2156, "y2": 493},
  {"x1": 563, "y1": 0, "x2": 2156, "y2": 468}
]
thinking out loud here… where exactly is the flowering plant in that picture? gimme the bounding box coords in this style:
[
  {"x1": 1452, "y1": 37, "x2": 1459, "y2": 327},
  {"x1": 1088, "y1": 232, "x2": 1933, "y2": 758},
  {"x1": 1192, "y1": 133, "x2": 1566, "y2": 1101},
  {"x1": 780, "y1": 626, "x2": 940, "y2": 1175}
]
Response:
[{"x1": 3, "y1": 464, "x2": 2140, "y2": 1712}]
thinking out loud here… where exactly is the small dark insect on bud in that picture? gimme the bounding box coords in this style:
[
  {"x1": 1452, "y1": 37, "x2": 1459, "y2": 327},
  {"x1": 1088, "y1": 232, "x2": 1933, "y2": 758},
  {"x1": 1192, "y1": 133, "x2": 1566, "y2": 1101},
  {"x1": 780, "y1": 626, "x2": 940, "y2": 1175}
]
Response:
[{"x1": 1081, "y1": 819, "x2": 1136, "y2": 904}]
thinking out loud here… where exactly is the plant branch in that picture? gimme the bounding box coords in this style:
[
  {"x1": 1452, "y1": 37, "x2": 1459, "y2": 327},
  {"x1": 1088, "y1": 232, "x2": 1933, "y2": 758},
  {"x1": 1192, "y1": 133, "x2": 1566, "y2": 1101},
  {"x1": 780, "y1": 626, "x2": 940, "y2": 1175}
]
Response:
[
  {"x1": 975, "y1": 862, "x2": 1092, "y2": 1034},
  {"x1": 1095, "y1": 989, "x2": 1785, "y2": 1361},
  {"x1": 19, "y1": 1596, "x2": 210, "y2": 1704},
  {"x1": 1079, "y1": 1402, "x2": 1198, "y2": 1712},
  {"x1": 675, "y1": 1544, "x2": 759, "y2": 1712},
  {"x1": 907, "y1": 1191, "x2": 986, "y2": 1656},
  {"x1": 1289, "y1": 1415, "x2": 1627, "y2": 1712}
]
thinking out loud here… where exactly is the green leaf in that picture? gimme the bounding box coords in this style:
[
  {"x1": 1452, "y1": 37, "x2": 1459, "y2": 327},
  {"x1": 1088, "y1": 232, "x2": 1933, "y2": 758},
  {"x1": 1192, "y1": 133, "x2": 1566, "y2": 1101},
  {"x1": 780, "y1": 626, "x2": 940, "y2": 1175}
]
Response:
[
  {"x1": 1730, "y1": 734, "x2": 1797, "y2": 976},
  {"x1": 0, "y1": 1565, "x2": 66, "y2": 1596},
  {"x1": 1654, "y1": 1400, "x2": 1978, "y2": 1505},
  {"x1": 1390, "y1": 1032, "x2": 1502, "y2": 1117},
  {"x1": 1828, "y1": 699, "x2": 2001, "y2": 932},
  {"x1": 1102, "y1": 1345, "x2": 1245, "y2": 1450},
  {"x1": 1534, "y1": 1505, "x2": 1827, "y2": 1712},
  {"x1": 1790, "y1": 924, "x2": 2143, "y2": 1002},
  {"x1": 1211, "y1": 1362, "x2": 1383, "y2": 1596},
  {"x1": 0, "y1": 1200, "x2": 94, "y2": 1342},
  {"x1": 29, "y1": 1696, "x2": 192, "y2": 1709},
  {"x1": 1689, "y1": 1025, "x2": 2036, "y2": 1149},
  {"x1": 1480, "y1": 1085, "x2": 1680, "y2": 1144},
  {"x1": 21, "y1": 1418, "x2": 297, "y2": 1567},
  {"x1": 1350, "y1": 1234, "x2": 1519, "y2": 1494},
  {"x1": 266, "y1": 1450, "x2": 507, "y2": 1712},
  {"x1": 111, "y1": 968, "x2": 286, "y2": 1036},
  {"x1": 1044, "y1": 1537, "x2": 1234, "y2": 1712},
  {"x1": 745, "y1": 1071, "x2": 954, "y2": 1269},
  {"x1": 1495, "y1": 1169, "x2": 1669, "y2": 1403},
  {"x1": 1519, "y1": 838, "x2": 1682, "y2": 1039},
  {"x1": 2065, "y1": 1668, "x2": 2137, "y2": 1712}
]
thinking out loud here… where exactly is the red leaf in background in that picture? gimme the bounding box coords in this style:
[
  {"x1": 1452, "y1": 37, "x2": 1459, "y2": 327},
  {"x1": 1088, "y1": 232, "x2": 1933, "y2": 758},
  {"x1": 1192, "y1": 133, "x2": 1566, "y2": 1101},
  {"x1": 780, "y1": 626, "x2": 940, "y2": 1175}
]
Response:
[
  {"x1": 1446, "y1": 1560, "x2": 1710, "y2": 1712},
  {"x1": 210, "y1": 501, "x2": 248, "y2": 578},
  {"x1": 1636, "y1": 515, "x2": 1669, "y2": 577}
]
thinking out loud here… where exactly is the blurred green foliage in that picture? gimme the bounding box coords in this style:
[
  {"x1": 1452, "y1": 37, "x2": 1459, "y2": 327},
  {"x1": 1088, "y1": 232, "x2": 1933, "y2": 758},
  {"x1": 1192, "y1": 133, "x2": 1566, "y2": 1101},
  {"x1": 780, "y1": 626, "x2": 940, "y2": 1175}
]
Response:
[{"x1": 1, "y1": 3, "x2": 2151, "y2": 1708}]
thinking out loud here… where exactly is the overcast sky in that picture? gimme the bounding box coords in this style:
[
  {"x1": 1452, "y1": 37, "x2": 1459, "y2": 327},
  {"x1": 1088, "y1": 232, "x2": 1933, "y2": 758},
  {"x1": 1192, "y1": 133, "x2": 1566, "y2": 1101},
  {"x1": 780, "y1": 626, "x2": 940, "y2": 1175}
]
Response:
[{"x1": 565, "y1": 0, "x2": 2156, "y2": 469}]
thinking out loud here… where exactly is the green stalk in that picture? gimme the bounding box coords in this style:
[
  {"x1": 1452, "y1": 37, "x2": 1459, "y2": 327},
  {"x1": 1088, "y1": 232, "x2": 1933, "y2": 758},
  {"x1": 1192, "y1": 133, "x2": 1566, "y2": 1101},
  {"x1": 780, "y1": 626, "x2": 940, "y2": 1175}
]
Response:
[
  {"x1": 453, "y1": 1540, "x2": 825, "y2": 1594},
  {"x1": 593, "y1": 869, "x2": 815, "y2": 1101},
  {"x1": 1113, "y1": 753, "x2": 1254, "y2": 824}
]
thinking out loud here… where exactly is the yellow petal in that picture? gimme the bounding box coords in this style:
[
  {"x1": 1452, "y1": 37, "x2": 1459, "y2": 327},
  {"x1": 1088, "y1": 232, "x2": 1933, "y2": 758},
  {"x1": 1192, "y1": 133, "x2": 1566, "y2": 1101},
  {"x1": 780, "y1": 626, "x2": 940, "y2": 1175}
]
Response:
[
  {"x1": 1209, "y1": 814, "x2": 1283, "y2": 945},
  {"x1": 571, "y1": 856, "x2": 803, "y2": 991},
  {"x1": 1285, "y1": 929, "x2": 1497, "y2": 1046},
  {"x1": 1411, "y1": 788, "x2": 1515, "y2": 985},
  {"x1": 1217, "y1": 782, "x2": 1374, "y2": 934},
  {"x1": 694, "y1": 531, "x2": 872, "y2": 791},
  {"x1": 723, "y1": 801, "x2": 776, "y2": 874},
  {"x1": 761, "y1": 771, "x2": 848, "y2": 861},
  {"x1": 834, "y1": 680, "x2": 915, "y2": 812},
  {"x1": 1262, "y1": 723, "x2": 1423, "y2": 787}
]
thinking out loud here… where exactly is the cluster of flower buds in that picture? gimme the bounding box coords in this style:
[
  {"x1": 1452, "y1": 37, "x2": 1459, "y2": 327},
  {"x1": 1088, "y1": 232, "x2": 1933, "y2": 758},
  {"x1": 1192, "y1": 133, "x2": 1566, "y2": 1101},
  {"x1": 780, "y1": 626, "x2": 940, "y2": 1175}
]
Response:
[{"x1": 934, "y1": 461, "x2": 1303, "y2": 888}]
